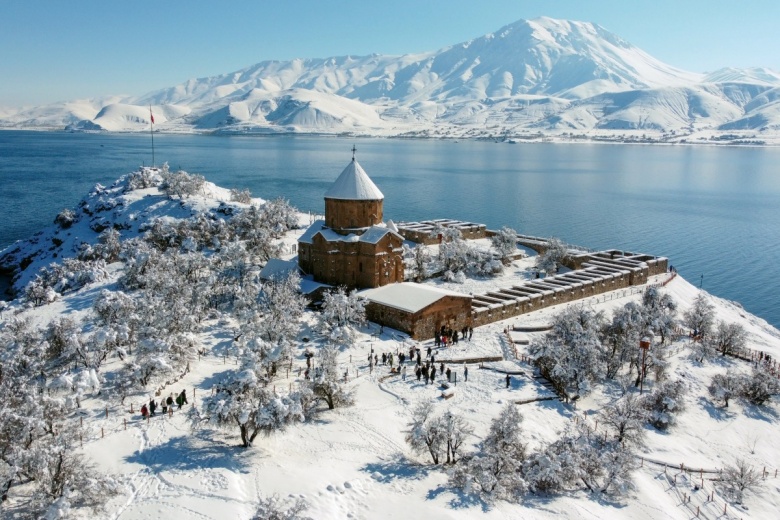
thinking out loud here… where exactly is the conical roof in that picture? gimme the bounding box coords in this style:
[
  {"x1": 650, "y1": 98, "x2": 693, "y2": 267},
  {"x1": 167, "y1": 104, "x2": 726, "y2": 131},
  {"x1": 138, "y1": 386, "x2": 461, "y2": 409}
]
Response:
[{"x1": 324, "y1": 158, "x2": 384, "y2": 200}]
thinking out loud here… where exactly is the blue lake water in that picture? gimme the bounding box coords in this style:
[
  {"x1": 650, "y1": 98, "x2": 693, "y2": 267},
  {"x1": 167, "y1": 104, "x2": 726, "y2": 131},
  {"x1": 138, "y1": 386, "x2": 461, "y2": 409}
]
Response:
[{"x1": 1, "y1": 130, "x2": 779, "y2": 329}]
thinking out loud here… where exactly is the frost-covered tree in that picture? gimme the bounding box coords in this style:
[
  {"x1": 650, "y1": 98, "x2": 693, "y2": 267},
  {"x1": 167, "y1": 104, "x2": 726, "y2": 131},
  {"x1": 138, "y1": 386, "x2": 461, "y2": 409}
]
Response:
[
  {"x1": 535, "y1": 237, "x2": 568, "y2": 274},
  {"x1": 247, "y1": 271, "x2": 307, "y2": 348},
  {"x1": 640, "y1": 286, "x2": 677, "y2": 344},
  {"x1": 194, "y1": 366, "x2": 310, "y2": 448},
  {"x1": 601, "y1": 393, "x2": 648, "y2": 445},
  {"x1": 260, "y1": 197, "x2": 300, "y2": 238},
  {"x1": 43, "y1": 316, "x2": 82, "y2": 362},
  {"x1": 310, "y1": 345, "x2": 354, "y2": 410},
  {"x1": 410, "y1": 243, "x2": 430, "y2": 282},
  {"x1": 739, "y1": 368, "x2": 780, "y2": 406},
  {"x1": 708, "y1": 371, "x2": 742, "y2": 407},
  {"x1": 438, "y1": 227, "x2": 469, "y2": 275},
  {"x1": 449, "y1": 404, "x2": 527, "y2": 502},
  {"x1": 441, "y1": 409, "x2": 473, "y2": 464},
  {"x1": 320, "y1": 287, "x2": 366, "y2": 345},
  {"x1": 405, "y1": 401, "x2": 447, "y2": 465},
  {"x1": 719, "y1": 459, "x2": 764, "y2": 504},
  {"x1": 602, "y1": 302, "x2": 644, "y2": 379},
  {"x1": 712, "y1": 321, "x2": 748, "y2": 356},
  {"x1": 531, "y1": 306, "x2": 606, "y2": 396},
  {"x1": 490, "y1": 226, "x2": 518, "y2": 265},
  {"x1": 642, "y1": 379, "x2": 686, "y2": 430},
  {"x1": 545, "y1": 421, "x2": 637, "y2": 496},
  {"x1": 683, "y1": 293, "x2": 715, "y2": 338}
]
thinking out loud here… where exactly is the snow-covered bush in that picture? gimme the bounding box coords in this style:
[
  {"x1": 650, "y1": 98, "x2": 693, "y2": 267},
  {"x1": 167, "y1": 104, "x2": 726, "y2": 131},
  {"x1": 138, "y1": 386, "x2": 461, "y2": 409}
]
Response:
[
  {"x1": 33, "y1": 258, "x2": 108, "y2": 296},
  {"x1": 252, "y1": 494, "x2": 311, "y2": 520},
  {"x1": 126, "y1": 167, "x2": 161, "y2": 190},
  {"x1": 54, "y1": 208, "x2": 76, "y2": 229},
  {"x1": 535, "y1": 237, "x2": 567, "y2": 274},
  {"x1": 230, "y1": 188, "x2": 253, "y2": 204},
  {"x1": 642, "y1": 379, "x2": 686, "y2": 430},
  {"x1": 160, "y1": 168, "x2": 205, "y2": 199},
  {"x1": 24, "y1": 276, "x2": 59, "y2": 306},
  {"x1": 490, "y1": 226, "x2": 518, "y2": 265},
  {"x1": 449, "y1": 404, "x2": 527, "y2": 502},
  {"x1": 708, "y1": 371, "x2": 742, "y2": 407},
  {"x1": 739, "y1": 368, "x2": 780, "y2": 405}
]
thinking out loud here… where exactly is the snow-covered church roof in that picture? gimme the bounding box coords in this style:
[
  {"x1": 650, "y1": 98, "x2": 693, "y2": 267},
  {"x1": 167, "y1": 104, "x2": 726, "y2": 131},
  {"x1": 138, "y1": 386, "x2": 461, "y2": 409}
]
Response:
[
  {"x1": 359, "y1": 282, "x2": 471, "y2": 314},
  {"x1": 324, "y1": 158, "x2": 384, "y2": 201}
]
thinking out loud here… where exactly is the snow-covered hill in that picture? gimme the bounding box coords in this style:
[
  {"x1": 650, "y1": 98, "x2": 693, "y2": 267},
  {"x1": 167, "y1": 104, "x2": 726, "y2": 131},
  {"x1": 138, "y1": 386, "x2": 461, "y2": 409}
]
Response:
[
  {"x1": 3, "y1": 17, "x2": 780, "y2": 141},
  {"x1": 2, "y1": 169, "x2": 780, "y2": 519}
]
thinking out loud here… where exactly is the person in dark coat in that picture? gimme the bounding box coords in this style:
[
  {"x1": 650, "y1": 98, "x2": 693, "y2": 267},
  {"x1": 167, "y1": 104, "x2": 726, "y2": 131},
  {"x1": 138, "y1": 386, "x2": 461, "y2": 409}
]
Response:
[
  {"x1": 506, "y1": 374, "x2": 511, "y2": 389},
  {"x1": 382, "y1": 353, "x2": 387, "y2": 365},
  {"x1": 166, "y1": 393, "x2": 174, "y2": 412},
  {"x1": 427, "y1": 346, "x2": 432, "y2": 358},
  {"x1": 430, "y1": 366, "x2": 437, "y2": 382},
  {"x1": 176, "y1": 389, "x2": 188, "y2": 409},
  {"x1": 423, "y1": 369, "x2": 429, "y2": 385},
  {"x1": 141, "y1": 403, "x2": 149, "y2": 419},
  {"x1": 446, "y1": 367, "x2": 452, "y2": 382},
  {"x1": 416, "y1": 367, "x2": 422, "y2": 381},
  {"x1": 464, "y1": 365, "x2": 469, "y2": 382},
  {"x1": 149, "y1": 398, "x2": 157, "y2": 416}
]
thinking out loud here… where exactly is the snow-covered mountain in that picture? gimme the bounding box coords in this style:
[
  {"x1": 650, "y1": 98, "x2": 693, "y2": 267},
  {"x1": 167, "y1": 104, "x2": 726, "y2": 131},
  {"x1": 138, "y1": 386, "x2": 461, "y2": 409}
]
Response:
[{"x1": 4, "y1": 17, "x2": 780, "y2": 140}]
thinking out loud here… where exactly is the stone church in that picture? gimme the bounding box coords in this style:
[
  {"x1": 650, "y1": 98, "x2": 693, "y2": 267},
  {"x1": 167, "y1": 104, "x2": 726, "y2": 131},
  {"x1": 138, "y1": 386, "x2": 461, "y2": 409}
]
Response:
[{"x1": 297, "y1": 154, "x2": 405, "y2": 290}]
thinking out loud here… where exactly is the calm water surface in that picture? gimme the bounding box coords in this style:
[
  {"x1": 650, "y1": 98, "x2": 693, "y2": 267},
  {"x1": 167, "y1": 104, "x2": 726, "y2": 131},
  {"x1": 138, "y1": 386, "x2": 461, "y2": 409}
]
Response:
[{"x1": 1, "y1": 131, "x2": 778, "y2": 328}]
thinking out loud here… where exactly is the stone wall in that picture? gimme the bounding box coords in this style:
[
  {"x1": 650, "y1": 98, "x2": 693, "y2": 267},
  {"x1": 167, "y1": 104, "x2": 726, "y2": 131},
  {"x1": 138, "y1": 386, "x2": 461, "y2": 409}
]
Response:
[
  {"x1": 396, "y1": 219, "x2": 487, "y2": 245},
  {"x1": 325, "y1": 198, "x2": 383, "y2": 232},
  {"x1": 365, "y1": 295, "x2": 472, "y2": 340}
]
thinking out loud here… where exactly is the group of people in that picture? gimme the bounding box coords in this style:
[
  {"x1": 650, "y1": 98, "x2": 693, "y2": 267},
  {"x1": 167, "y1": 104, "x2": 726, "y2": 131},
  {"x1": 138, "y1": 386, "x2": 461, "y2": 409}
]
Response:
[
  {"x1": 140, "y1": 389, "x2": 188, "y2": 419},
  {"x1": 434, "y1": 325, "x2": 473, "y2": 348}
]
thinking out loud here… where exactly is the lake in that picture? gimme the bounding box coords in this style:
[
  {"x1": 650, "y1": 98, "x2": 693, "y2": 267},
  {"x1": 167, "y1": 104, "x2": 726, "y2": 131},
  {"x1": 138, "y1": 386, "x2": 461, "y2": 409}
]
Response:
[{"x1": 1, "y1": 130, "x2": 778, "y2": 329}]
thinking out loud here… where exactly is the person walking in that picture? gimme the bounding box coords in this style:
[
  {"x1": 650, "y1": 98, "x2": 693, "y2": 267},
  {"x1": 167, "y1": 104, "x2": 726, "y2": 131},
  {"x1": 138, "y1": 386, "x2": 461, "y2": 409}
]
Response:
[
  {"x1": 464, "y1": 365, "x2": 469, "y2": 382},
  {"x1": 141, "y1": 403, "x2": 149, "y2": 419},
  {"x1": 446, "y1": 367, "x2": 452, "y2": 382},
  {"x1": 166, "y1": 393, "x2": 174, "y2": 414},
  {"x1": 149, "y1": 398, "x2": 157, "y2": 417},
  {"x1": 430, "y1": 365, "x2": 437, "y2": 383},
  {"x1": 402, "y1": 365, "x2": 407, "y2": 380},
  {"x1": 506, "y1": 374, "x2": 511, "y2": 389},
  {"x1": 416, "y1": 366, "x2": 422, "y2": 381}
]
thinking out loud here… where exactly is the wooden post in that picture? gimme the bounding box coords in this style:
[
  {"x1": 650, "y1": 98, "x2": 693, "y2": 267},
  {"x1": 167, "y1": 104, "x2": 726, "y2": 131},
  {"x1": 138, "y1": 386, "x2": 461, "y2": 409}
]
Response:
[
  {"x1": 105, "y1": 406, "x2": 108, "y2": 419},
  {"x1": 696, "y1": 506, "x2": 699, "y2": 517},
  {"x1": 724, "y1": 503, "x2": 727, "y2": 515},
  {"x1": 131, "y1": 403, "x2": 134, "y2": 413},
  {"x1": 101, "y1": 427, "x2": 104, "y2": 438},
  {"x1": 124, "y1": 418, "x2": 127, "y2": 430},
  {"x1": 80, "y1": 416, "x2": 83, "y2": 427},
  {"x1": 80, "y1": 433, "x2": 82, "y2": 448}
]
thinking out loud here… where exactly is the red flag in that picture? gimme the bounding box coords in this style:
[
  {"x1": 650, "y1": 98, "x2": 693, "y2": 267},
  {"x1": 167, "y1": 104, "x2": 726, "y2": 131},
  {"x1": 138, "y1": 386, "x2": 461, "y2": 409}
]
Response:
[{"x1": 150, "y1": 107, "x2": 155, "y2": 124}]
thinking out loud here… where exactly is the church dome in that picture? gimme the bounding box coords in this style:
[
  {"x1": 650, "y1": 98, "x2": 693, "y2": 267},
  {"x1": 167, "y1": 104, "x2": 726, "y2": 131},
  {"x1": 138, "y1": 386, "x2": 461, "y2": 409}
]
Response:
[{"x1": 324, "y1": 158, "x2": 384, "y2": 201}]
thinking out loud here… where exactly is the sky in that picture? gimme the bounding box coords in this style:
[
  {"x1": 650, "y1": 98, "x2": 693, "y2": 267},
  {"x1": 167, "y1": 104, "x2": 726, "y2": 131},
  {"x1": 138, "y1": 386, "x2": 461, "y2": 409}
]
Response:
[{"x1": 1, "y1": 0, "x2": 779, "y2": 107}]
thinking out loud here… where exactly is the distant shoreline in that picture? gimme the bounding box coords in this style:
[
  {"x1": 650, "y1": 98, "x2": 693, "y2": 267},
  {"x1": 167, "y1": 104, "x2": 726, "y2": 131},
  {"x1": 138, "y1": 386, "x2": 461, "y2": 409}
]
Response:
[{"x1": 0, "y1": 127, "x2": 776, "y2": 148}]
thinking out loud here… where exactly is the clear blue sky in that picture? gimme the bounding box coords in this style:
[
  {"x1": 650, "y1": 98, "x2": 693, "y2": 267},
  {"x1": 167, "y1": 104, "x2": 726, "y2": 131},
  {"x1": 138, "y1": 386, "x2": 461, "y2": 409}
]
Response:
[{"x1": 1, "y1": 0, "x2": 778, "y2": 106}]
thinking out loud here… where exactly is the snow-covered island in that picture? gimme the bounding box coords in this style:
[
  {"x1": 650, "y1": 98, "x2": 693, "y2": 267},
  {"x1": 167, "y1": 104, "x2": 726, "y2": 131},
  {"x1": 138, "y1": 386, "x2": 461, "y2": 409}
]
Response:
[
  {"x1": 2, "y1": 17, "x2": 780, "y2": 146},
  {"x1": 1, "y1": 163, "x2": 780, "y2": 519}
]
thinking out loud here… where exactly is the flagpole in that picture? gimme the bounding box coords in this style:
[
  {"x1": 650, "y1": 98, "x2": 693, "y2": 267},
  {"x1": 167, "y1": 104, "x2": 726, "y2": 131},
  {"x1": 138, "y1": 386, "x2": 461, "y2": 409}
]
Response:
[{"x1": 149, "y1": 105, "x2": 155, "y2": 167}]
